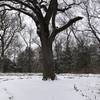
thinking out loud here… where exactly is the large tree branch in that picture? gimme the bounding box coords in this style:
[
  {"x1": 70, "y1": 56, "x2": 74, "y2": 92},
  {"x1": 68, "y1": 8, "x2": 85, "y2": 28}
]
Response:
[
  {"x1": 0, "y1": 3, "x2": 40, "y2": 27},
  {"x1": 0, "y1": 4, "x2": 33, "y2": 17},
  {"x1": 52, "y1": 0, "x2": 58, "y2": 30},
  {"x1": 0, "y1": 0, "x2": 34, "y2": 10},
  {"x1": 0, "y1": 1, "x2": 44, "y2": 23},
  {"x1": 56, "y1": 16, "x2": 83, "y2": 33},
  {"x1": 14, "y1": 0, "x2": 44, "y2": 24},
  {"x1": 45, "y1": 0, "x2": 57, "y2": 25},
  {"x1": 49, "y1": 16, "x2": 83, "y2": 42}
]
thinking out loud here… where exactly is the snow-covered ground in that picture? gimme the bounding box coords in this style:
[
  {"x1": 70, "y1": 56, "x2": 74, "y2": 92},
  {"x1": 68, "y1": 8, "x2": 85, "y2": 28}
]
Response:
[{"x1": 0, "y1": 73, "x2": 100, "y2": 100}]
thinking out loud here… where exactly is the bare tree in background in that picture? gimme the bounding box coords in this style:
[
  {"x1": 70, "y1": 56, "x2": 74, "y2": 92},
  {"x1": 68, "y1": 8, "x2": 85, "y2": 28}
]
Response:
[
  {"x1": 19, "y1": 27, "x2": 36, "y2": 72},
  {"x1": 0, "y1": 9, "x2": 22, "y2": 58},
  {"x1": 0, "y1": 8, "x2": 23, "y2": 72},
  {"x1": 0, "y1": 0, "x2": 83, "y2": 80},
  {"x1": 80, "y1": 0, "x2": 100, "y2": 43}
]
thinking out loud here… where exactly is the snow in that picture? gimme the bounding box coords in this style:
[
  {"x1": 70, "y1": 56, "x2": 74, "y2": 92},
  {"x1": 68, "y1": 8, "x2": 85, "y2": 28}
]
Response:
[{"x1": 0, "y1": 74, "x2": 100, "y2": 100}]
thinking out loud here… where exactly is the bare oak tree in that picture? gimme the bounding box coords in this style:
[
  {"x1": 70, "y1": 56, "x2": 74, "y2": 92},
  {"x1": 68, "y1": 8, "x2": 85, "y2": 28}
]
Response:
[{"x1": 0, "y1": 0, "x2": 83, "y2": 80}]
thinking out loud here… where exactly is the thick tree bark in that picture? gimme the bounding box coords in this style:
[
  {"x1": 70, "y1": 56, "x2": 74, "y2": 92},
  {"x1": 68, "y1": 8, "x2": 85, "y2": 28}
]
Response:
[
  {"x1": 39, "y1": 26, "x2": 56, "y2": 80},
  {"x1": 41, "y1": 39, "x2": 56, "y2": 80},
  {"x1": 1, "y1": 49, "x2": 4, "y2": 58},
  {"x1": 1, "y1": 38, "x2": 5, "y2": 58},
  {"x1": 1, "y1": 39, "x2": 5, "y2": 72}
]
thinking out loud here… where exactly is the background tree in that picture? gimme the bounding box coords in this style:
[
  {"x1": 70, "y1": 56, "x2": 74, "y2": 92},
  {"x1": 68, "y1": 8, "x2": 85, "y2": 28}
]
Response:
[
  {"x1": 62, "y1": 34, "x2": 73, "y2": 72},
  {"x1": 6, "y1": 35, "x2": 23, "y2": 62},
  {"x1": 17, "y1": 47, "x2": 35, "y2": 72},
  {"x1": 77, "y1": 0, "x2": 100, "y2": 44},
  {"x1": 0, "y1": 8, "x2": 22, "y2": 72},
  {"x1": 0, "y1": 9, "x2": 21, "y2": 58},
  {"x1": 54, "y1": 37, "x2": 63, "y2": 73},
  {"x1": 75, "y1": 35, "x2": 91, "y2": 73},
  {"x1": 19, "y1": 28, "x2": 34, "y2": 72}
]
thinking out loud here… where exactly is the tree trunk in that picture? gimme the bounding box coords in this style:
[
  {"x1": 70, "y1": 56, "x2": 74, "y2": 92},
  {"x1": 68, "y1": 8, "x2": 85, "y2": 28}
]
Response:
[
  {"x1": 41, "y1": 38, "x2": 56, "y2": 80},
  {"x1": 1, "y1": 39, "x2": 5, "y2": 58},
  {"x1": 1, "y1": 39, "x2": 5, "y2": 72},
  {"x1": 28, "y1": 47, "x2": 32, "y2": 73}
]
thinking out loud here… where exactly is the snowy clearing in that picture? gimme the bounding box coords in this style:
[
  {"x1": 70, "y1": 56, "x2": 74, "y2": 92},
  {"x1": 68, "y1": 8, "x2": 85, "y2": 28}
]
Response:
[{"x1": 0, "y1": 73, "x2": 100, "y2": 100}]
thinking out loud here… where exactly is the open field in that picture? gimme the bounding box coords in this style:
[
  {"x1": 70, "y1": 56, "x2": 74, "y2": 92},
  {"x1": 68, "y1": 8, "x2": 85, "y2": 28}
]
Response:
[{"x1": 0, "y1": 73, "x2": 100, "y2": 100}]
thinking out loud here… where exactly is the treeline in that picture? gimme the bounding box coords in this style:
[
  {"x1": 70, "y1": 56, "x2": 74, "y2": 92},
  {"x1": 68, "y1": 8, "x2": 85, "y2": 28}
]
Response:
[
  {"x1": 1, "y1": 36, "x2": 100, "y2": 74},
  {"x1": 54, "y1": 38, "x2": 100, "y2": 73}
]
